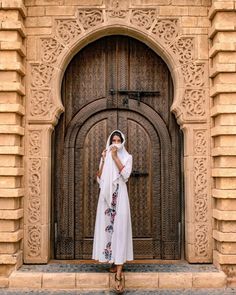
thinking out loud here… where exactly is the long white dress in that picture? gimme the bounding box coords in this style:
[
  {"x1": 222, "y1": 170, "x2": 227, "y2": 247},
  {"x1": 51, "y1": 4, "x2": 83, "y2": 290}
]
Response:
[{"x1": 92, "y1": 154, "x2": 133, "y2": 264}]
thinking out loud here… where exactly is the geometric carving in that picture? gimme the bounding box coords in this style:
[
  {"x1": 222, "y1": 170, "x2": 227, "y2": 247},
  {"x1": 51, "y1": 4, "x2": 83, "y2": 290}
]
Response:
[
  {"x1": 55, "y1": 19, "x2": 81, "y2": 45},
  {"x1": 31, "y1": 64, "x2": 54, "y2": 88},
  {"x1": 30, "y1": 89, "x2": 53, "y2": 117},
  {"x1": 152, "y1": 19, "x2": 179, "y2": 45},
  {"x1": 40, "y1": 38, "x2": 64, "y2": 64},
  {"x1": 194, "y1": 130, "x2": 207, "y2": 155},
  {"x1": 170, "y1": 37, "x2": 194, "y2": 64},
  {"x1": 181, "y1": 63, "x2": 206, "y2": 88},
  {"x1": 182, "y1": 89, "x2": 206, "y2": 118},
  {"x1": 131, "y1": 9, "x2": 156, "y2": 30},
  {"x1": 29, "y1": 130, "x2": 42, "y2": 157},
  {"x1": 78, "y1": 9, "x2": 103, "y2": 29}
]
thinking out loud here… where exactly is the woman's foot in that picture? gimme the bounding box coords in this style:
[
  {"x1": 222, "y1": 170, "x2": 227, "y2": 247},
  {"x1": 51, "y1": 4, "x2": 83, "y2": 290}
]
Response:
[
  {"x1": 114, "y1": 272, "x2": 125, "y2": 293},
  {"x1": 109, "y1": 263, "x2": 117, "y2": 273}
]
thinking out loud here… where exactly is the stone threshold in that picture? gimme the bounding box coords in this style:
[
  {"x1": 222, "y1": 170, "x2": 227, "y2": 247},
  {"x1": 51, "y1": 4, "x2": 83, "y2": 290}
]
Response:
[{"x1": 4, "y1": 260, "x2": 227, "y2": 290}]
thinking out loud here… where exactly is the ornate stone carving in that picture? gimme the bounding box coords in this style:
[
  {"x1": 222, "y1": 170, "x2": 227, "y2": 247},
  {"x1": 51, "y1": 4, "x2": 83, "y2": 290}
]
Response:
[
  {"x1": 107, "y1": 9, "x2": 128, "y2": 18},
  {"x1": 30, "y1": 89, "x2": 53, "y2": 117},
  {"x1": 40, "y1": 38, "x2": 64, "y2": 64},
  {"x1": 29, "y1": 130, "x2": 42, "y2": 157},
  {"x1": 31, "y1": 64, "x2": 54, "y2": 88},
  {"x1": 27, "y1": 158, "x2": 41, "y2": 257},
  {"x1": 152, "y1": 19, "x2": 179, "y2": 45},
  {"x1": 182, "y1": 89, "x2": 206, "y2": 118},
  {"x1": 28, "y1": 225, "x2": 41, "y2": 257},
  {"x1": 195, "y1": 224, "x2": 208, "y2": 257},
  {"x1": 55, "y1": 19, "x2": 81, "y2": 45},
  {"x1": 78, "y1": 9, "x2": 103, "y2": 30},
  {"x1": 170, "y1": 37, "x2": 194, "y2": 64},
  {"x1": 182, "y1": 63, "x2": 205, "y2": 88},
  {"x1": 130, "y1": 9, "x2": 156, "y2": 30},
  {"x1": 194, "y1": 130, "x2": 207, "y2": 155}
]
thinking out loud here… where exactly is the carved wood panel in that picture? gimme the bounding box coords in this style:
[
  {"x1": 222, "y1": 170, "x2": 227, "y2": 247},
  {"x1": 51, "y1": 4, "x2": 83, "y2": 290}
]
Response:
[{"x1": 53, "y1": 36, "x2": 182, "y2": 260}]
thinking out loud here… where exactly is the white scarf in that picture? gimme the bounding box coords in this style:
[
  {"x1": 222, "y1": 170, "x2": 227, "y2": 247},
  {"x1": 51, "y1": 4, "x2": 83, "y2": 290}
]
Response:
[{"x1": 99, "y1": 130, "x2": 130, "y2": 207}]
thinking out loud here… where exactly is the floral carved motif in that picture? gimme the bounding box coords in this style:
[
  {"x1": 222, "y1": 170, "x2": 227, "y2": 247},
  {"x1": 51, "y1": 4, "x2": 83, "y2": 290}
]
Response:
[
  {"x1": 40, "y1": 38, "x2": 64, "y2": 64},
  {"x1": 182, "y1": 89, "x2": 206, "y2": 118},
  {"x1": 56, "y1": 19, "x2": 81, "y2": 45},
  {"x1": 152, "y1": 19, "x2": 179, "y2": 45},
  {"x1": 107, "y1": 9, "x2": 128, "y2": 18},
  {"x1": 29, "y1": 130, "x2": 42, "y2": 157},
  {"x1": 30, "y1": 90, "x2": 53, "y2": 117},
  {"x1": 78, "y1": 9, "x2": 103, "y2": 30},
  {"x1": 27, "y1": 158, "x2": 41, "y2": 257},
  {"x1": 194, "y1": 130, "x2": 207, "y2": 155},
  {"x1": 194, "y1": 158, "x2": 208, "y2": 256},
  {"x1": 28, "y1": 225, "x2": 41, "y2": 257},
  {"x1": 195, "y1": 224, "x2": 208, "y2": 257},
  {"x1": 170, "y1": 37, "x2": 194, "y2": 64},
  {"x1": 131, "y1": 9, "x2": 156, "y2": 30},
  {"x1": 182, "y1": 63, "x2": 205, "y2": 88},
  {"x1": 31, "y1": 64, "x2": 54, "y2": 88}
]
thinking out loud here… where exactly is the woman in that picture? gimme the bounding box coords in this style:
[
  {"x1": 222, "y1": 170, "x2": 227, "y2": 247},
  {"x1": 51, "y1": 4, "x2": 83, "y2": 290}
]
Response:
[{"x1": 92, "y1": 130, "x2": 133, "y2": 293}]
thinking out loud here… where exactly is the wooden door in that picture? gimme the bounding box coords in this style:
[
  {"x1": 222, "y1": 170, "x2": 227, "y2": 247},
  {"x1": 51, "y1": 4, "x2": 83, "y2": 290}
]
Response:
[{"x1": 52, "y1": 36, "x2": 182, "y2": 260}]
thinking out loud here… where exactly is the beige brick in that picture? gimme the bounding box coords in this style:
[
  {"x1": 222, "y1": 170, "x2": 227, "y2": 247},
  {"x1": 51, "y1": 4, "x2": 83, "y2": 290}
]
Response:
[
  {"x1": 124, "y1": 273, "x2": 158, "y2": 289},
  {"x1": 0, "y1": 242, "x2": 19, "y2": 254},
  {"x1": 45, "y1": 6, "x2": 75, "y2": 16},
  {"x1": 216, "y1": 177, "x2": 236, "y2": 189},
  {"x1": 218, "y1": 220, "x2": 236, "y2": 232},
  {"x1": 188, "y1": 6, "x2": 208, "y2": 16},
  {"x1": 217, "y1": 241, "x2": 236, "y2": 255},
  {"x1": 214, "y1": 249, "x2": 236, "y2": 264},
  {"x1": 0, "y1": 146, "x2": 23, "y2": 155},
  {"x1": 212, "y1": 11, "x2": 236, "y2": 28},
  {"x1": 25, "y1": 16, "x2": 52, "y2": 28},
  {"x1": 35, "y1": 0, "x2": 63, "y2": 4},
  {"x1": 0, "y1": 10, "x2": 21, "y2": 21},
  {"x1": 182, "y1": 27, "x2": 208, "y2": 35},
  {"x1": 181, "y1": 16, "x2": 197, "y2": 27},
  {"x1": 0, "y1": 155, "x2": 21, "y2": 167},
  {"x1": 0, "y1": 197, "x2": 20, "y2": 209},
  {"x1": 197, "y1": 35, "x2": 209, "y2": 60},
  {"x1": 26, "y1": 27, "x2": 52, "y2": 35},
  {"x1": 0, "y1": 208, "x2": 23, "y2": 219},
  {"x1": 26, "y1": 36, "x2": 37, "y2": 61},
  {"x1": 66, "y1": 0, "x2": 103, "y2": 4},
  {"x1": 0, "y1": 230, "x2": 23, "y2": 242},
  {"x1": 159, "y1": 273, "x2": 192, "y2": 289},
  {"x1": 27, "y1": 6, "x2": 45, "y2": 16},
  {"x1": 0, "y1": 113, "x2": 21, "y2": 125},
  {"x1": 212, "y1": 189, "x2": 236, "y2": 199},
  {"x1": 0, "y1": 276, "x2": 8, "y2": 288},
  {"x1": 0, "y1": 188, "x2": 24, "y2": 198},
  {"x1": 76, "y1": 273, "x2": 109, "y2": 289},
  {"x1": 197, "y1": 17, "x2": 210, "y2": 27},
  {"x1": 213, "y1": 210, "x2": 236, "y2": 221},
  {"x1": 131, "y1": 0, "x2": 171, "y2": 5},
  {"x1": 0, "y1": 176, "x2": 21, "y2": 189},
  {"x1": 216, "y1": 198, "x2": 236, "y2": 210},
  {"x1": 215, "y1": 156, "x2": 236, "y2": 168},
  {"x1": 213, "y1": 32, "x2": 236, "y2": 44},
  {"x1": 172, "y1": 0, "x2": 201, "y2": 5},
  {"x1": 43, "y1": 273, "x2": 76, "y2": 289},
  {"x1": 0, "y1": 220, "x2": 19, "y2": 232},
  {"x1": 0, "y1": 31, "x2": 22, "y2": 42},
  {"x1": 192, "y1": 272, "x2": 226, "y2": 288},
  {"x1": 214, "y1": 93, "x2": 236, "y2": 105},
  {"x1": 9, "y1": 272, "x2": 42, "y2": 289},
  {"x1": 0, "y1": 134, "x2": 21, "y2": 146},
  {"x1": 159, "y1": 6, "x2": 188, "y2": 16}
]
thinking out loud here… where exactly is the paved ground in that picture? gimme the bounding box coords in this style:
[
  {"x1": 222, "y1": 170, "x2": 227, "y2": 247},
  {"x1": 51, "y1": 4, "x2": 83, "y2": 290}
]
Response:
[{"x1": 0, "y1": 289, "x2": 236, "y2": 294}]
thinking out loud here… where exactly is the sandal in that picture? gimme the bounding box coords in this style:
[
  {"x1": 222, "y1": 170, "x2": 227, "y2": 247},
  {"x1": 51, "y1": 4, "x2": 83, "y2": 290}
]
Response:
[
  {"x1": 113, "y1": 272, "x2": 125, "y2": 293},
  {"x1": 109, "y1": 263, "x2": 117, "y2": 273}
]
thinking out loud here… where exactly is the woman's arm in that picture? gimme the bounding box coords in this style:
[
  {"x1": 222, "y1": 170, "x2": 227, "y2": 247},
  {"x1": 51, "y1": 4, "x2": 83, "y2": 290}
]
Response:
[{"x1": 96, "y1": 148, "x2": 107, "y2": 179}]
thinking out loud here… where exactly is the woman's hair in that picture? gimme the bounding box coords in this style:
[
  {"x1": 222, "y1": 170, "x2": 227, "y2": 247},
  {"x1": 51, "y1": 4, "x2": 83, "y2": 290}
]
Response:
[{"x1": 109, "y1": 131, "x2": 124, "y2": 145}]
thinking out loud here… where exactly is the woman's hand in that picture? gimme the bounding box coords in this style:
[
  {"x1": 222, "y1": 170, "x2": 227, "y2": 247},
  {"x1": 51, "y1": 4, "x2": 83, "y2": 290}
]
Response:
[
  {"x1": 102, "y1": 149, "x2": 107, "y2": 160},
  {"x1": 110, "y1": 146, "x2": 118, "y2": 159}
]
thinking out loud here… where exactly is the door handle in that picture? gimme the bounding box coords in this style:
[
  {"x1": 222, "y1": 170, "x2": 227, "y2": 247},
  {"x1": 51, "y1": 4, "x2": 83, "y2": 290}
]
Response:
[{"x1": 131, "y1": 170, "x2": 149, "y2": 177}]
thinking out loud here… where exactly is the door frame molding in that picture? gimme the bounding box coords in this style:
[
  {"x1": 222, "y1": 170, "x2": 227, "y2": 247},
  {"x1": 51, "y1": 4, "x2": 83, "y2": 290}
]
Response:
[{"x1": 25, "y1": 13, "x2": 211, "y2": 263}]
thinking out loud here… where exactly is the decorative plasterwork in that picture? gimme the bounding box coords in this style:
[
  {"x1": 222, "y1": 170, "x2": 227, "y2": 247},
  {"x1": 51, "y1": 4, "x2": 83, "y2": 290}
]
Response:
[{"x1": 25, "y1": 6, "x2": 210, "y2": 263}]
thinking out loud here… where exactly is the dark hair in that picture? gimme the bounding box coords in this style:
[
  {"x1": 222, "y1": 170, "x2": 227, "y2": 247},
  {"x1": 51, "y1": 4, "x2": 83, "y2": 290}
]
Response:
[{"x1": 109, "y1": 131, "x2": 123, "y2": 145}]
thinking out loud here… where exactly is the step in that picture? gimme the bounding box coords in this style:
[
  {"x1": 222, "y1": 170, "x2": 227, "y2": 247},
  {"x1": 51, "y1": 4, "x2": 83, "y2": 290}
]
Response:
[{"x1": 7, "y1": 261, "x2": 227, "y2": 291}]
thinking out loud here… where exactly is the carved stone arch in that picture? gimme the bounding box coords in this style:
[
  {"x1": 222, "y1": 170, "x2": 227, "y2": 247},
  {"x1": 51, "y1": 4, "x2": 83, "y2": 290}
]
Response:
[{"x1": 25, "y1": 9, "x2": 211, "y2": 263}]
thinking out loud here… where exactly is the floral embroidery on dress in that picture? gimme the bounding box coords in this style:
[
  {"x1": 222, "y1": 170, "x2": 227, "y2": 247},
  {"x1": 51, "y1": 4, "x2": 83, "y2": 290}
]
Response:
[{"x1": 103, "y1": 183, "x2": 119, "y2": 261}]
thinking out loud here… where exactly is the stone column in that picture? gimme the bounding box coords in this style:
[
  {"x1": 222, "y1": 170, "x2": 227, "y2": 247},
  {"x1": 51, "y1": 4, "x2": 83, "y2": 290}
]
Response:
[
  {"x1": 209, "y1": 0, "x2": 236, "y2": 286},
  {"x1": 0, "y1": 0, "x2": 26, "y2": 286}
]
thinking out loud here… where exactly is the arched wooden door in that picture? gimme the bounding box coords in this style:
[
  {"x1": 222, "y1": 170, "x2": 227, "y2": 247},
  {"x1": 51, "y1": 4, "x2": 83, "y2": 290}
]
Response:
[{"x1": 52, "y1": 36, "x2": 182, "y2": 260}]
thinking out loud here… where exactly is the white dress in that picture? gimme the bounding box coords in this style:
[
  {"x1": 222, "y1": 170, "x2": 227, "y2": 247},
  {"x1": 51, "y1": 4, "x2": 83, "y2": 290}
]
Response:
[{"x1": 92, "y1": 154, "x2": 133, "y2": 264}]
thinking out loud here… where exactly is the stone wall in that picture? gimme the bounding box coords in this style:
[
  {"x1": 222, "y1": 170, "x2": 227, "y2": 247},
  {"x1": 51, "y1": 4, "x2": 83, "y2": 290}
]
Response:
[
  {"x1": 209, "y1": 0, "x2": 236, "y2": 287},
  {"x1": 0, "y1": 0, "x2": 26, "y2": 286}
]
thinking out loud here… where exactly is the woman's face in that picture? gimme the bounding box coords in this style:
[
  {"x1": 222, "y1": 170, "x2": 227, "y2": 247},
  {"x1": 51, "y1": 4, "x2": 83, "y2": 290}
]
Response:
[{"x1": 112, "y1": 135, "x2": 122, "y2": 144}]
